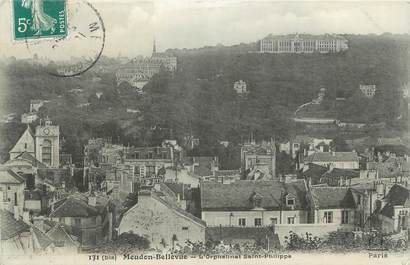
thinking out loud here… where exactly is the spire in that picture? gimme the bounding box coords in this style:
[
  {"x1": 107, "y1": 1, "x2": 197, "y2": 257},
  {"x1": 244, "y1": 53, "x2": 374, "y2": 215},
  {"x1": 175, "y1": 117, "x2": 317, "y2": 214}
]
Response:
[{"x1": 153, "y1": 38, "x2": 157, "y2": 54}]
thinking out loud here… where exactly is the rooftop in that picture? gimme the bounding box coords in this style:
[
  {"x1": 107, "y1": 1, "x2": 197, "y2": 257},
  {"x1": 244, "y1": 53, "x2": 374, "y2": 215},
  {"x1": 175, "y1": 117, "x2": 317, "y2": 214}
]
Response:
[
  {"x1": 303, "y1": 152, "x2": 359, "y2": 163},
  {"x1": 0, "y1": 210, "x2": 30, "y2": 240},
  {"x1": 310, "y1": 186, "x2": 356, "y2": 209},
  {"x1": 201, "y1": 180, "x2": 307, "y2": 211},
  {"x1": 0, "y1": 169, "x2": 25, "y2": 184}
]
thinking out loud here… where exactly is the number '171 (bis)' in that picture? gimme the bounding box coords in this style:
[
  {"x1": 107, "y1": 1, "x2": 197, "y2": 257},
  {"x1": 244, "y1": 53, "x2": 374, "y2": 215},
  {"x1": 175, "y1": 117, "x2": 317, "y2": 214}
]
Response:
[{"x1": 12, "y1": 0, "x2": 67, "y2": 40}]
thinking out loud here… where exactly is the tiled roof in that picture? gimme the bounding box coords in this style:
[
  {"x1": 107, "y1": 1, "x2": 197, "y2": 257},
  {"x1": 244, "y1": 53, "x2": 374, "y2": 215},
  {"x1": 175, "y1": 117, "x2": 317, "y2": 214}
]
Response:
[
  {"x1": 49, "y1": 195, "x2": 104, "y2": 218},
  {"x1": 162, "y1": 182, "x2": 191, "y2": 200},
  {"x1": 152, "y1": 192, "x2": 206, "y2": 227},
  {"x1": 0, "y1": 210, "x2": 30, "y2": 240},
  {"x1": 303, "y1": 152, "x2": 359, "y2": 163},
  {"x1": 0, "y1": 169, "x2": 25, "y2": 184},
  {"x1": 310, "y1": 187, "x2": 356, "y2": 209},
  {"x1": 299, "y1": 163, "x2": 328, "y2": 183},
  {"x1": 46, "y1": 224, "x2": 79, "y2": 248},
  {"x1": 32, "y1": 226, "x2": 53, "y2": 249},
  {"x1": 322, "y1": 168, "x2": 360, "y2": 178},
  {"x1": 384, "y1": 184, "x2": 410, "y2": 206},
  {"x1": 201, "y1": 180, "x2": 308, "y2": 211},
  {"x1": 13, "y1": 152, "x2": 47, "y2": 168}
]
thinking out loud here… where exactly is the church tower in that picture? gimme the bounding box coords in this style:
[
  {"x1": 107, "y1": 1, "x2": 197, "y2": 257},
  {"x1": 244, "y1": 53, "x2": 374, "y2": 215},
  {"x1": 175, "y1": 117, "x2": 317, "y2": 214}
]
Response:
[{"x1": 35, "y1": 117, "x2": 59, "y2": 168}]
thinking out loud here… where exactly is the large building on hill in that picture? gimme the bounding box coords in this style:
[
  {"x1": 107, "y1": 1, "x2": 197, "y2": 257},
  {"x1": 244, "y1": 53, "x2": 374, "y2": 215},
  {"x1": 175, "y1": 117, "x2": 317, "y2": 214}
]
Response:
[
  {"x1": 116, "y1": 41, "x2": 177, "y2": 89},
  {"x1": 258, "y1": 33, "x2": 348, "y2": 53}
]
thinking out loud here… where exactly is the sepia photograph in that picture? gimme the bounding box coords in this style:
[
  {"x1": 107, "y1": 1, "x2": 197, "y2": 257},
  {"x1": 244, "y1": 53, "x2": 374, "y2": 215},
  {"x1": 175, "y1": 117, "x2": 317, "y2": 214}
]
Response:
[{"x1": 0, "y1": 0, "x2": 409, "y2": 264}]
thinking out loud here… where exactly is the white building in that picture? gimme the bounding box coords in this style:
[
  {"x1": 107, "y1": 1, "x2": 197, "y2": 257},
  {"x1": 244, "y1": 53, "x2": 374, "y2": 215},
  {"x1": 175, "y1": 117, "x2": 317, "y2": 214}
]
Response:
[
  {"x1": 359, "y1": 84, "x2": 377, "y2": 98},
  {"x1": 200, "y1": 180, "x2": 309, "y2": 227},
  {"x1": 258, "y1": 33, "x2": 348, "y2": 54}
]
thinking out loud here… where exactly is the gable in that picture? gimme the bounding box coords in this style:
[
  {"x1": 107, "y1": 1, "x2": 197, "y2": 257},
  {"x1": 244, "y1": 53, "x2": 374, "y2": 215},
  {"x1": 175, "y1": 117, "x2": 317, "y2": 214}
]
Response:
[{"x1": 9, "y1": 126, "x2": 35, "y2": 155}]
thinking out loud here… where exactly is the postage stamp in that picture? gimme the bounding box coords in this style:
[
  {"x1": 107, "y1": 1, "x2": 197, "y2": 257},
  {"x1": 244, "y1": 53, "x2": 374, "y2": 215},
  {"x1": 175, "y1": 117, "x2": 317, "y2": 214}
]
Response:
[{"x1": 12, "y1": 0, "x2": 67, "y2": 40}]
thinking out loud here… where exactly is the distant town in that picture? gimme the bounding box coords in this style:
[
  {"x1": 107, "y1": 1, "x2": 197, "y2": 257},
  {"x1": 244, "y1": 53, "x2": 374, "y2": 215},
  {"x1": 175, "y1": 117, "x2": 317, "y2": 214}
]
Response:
[{"x1": 1, "y1": 33, "x2": 409, "y2": 255}]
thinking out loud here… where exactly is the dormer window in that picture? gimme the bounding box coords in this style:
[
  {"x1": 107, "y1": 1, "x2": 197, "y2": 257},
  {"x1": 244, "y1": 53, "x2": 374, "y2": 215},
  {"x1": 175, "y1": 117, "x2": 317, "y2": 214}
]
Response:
[
  {"x1": 285, "y1": 194, "x2": 296, "y2": 207},
  {"x1": 250, "y1": 192, "x2": 263, "y2": 208}
]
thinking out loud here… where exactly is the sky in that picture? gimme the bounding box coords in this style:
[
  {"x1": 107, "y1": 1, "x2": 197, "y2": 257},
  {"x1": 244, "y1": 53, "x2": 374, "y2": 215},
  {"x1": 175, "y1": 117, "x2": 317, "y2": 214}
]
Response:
[{"x1": 0, "y1": 0, "x2": 409, "y2": 59}]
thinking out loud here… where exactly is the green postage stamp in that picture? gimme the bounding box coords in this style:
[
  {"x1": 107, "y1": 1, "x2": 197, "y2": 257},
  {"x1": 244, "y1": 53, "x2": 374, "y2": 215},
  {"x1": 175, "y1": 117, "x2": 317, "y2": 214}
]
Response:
[{"x1": 12, "y1": 0, "x2": 67, "y2": 40}]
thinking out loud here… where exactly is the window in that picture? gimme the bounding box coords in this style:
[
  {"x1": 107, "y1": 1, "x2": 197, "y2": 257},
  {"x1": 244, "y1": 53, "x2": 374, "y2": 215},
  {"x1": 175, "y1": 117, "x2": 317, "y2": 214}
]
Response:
[
  {"x1": 161, "y1": 152, "x2": 167, "y2": 159},
  {"x1": 287, "y1": 217, "x2": 295, "y2": 224},
  {"x1": 90, "y1": 216, "x2": 96, "y2": 225},
  {"x1": 74, "y1": 218, "x2": 81, "y2": 227},
  {"x1": 148, "y1": 152, "x2": 153, "y2": 159},
  {"x1": 146, "y1": 166, "x2": 155, "y2": 177},
  {"x1": 238, "y1": 218, "x2": 246, "y2": 226},
  {"x1": 324, "y1": 211, "x2": 333, "y2": 223},
  {"x1": 286, "y1": 197, "x2": 295, "y2": 206},
  {"x1": 342, "y1": 210, "x2": 349, "y2": 224},
  {"x1": 41, "y1": 139, "x2": 52, "y2": 165},
  {"x1": 134, "y1": 152, "x2": 140, "y2": 159},
  {"x1": 270, "y1": 218, "x2": 278, "y2": 225},
  {"x1": 24, "y1": 143, "x2": 27, "y2": 149},
  {"x1": 182, "y1": 227, "x2": 189, "y2": 230},
  {"x1": 254, "y1": 218, "x2": 262, "y2": 226},
  {"x1": 357, "y1": 195, "x2": 361, "y2": 205},
  {"x1": 7, "y1": 186, "x2": 10, "y2": 190}
]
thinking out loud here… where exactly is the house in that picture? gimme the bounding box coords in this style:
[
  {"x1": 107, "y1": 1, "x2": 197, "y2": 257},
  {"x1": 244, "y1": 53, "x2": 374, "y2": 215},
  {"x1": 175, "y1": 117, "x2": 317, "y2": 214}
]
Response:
[
  {"x1": 378, "y1": 184, "x2": 410, "y2": 233},
  {"x1": 185, "y1": 156, "x2": 219, "y2": 177},
  {"x1": 298, "y1": 163, "x2": 328, "y2": 185},
  {"x1": 241, "y1": 140, "x2": 276, "y2": 179},
  {"x1": 0, "y1": 209, "x2": 62, "y2": 254},
  {"x1": 300, "y1": 151, "x2": 359, "y2": 170},
  {"x1": 49, "y1": 193, "x2": 114, "y2": 250},
  {"x1": 200, "y1": 180, "x2": 308, "y2": 227},
  {"x1": 233, "y1": 80, "x2": 248, "y2": 95},
  {"x1": 0, "y1": 169, "x2": 26, "y2": 214},
  {"x1": 359, "y1": 84, "x2": 377, "y2": 98},
  {"x1": 121, "y1": 146, "x2": 174, "y2": 188},
  {"x1": 0, "y1": 209, "x2": 33, "y2": 254},
  {"x1": 118, "y1": 190, "x2": 206, "y2": 249},
  {"x1": 320, "y1": 168, "x2": 360, "y2": 186},
  {"x1": 307, "y1": 186, "x2": 357, "y2": 228}
]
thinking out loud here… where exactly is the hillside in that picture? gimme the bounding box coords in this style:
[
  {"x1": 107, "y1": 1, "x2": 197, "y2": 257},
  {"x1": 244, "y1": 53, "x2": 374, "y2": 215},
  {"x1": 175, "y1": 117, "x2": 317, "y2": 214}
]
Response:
[{"x1": 0, "y1": 34, "x2": 409, "y2": 163}]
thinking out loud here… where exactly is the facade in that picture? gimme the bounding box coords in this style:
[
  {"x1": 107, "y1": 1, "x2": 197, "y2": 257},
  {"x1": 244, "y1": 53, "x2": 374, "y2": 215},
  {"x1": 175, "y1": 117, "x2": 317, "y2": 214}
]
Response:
[
  {"x1": 359, "y1": 84, "x2": 377, "y2": 98},
  {"x1": 9, "y1": 126, "x2": 36, "y2": 160},
  {"x1": 241, "y1": 140, "x2": 276, "y2": 179},
  {"x1": 118, "y1": 190, "x2": 206, "y2": 249},
  {"x1": 0, "y1": 169, "x2": 26, "y2": 214},
  {"x1": 116, "y1": 41, "x2": 177, "y2": 88},
  {"x1": 307, "y1": 186, "x2": 357, "y2": 228},
  {"x1": 35, "y1": 119, "x2": 60, "y2": 168},
  {"x1": 200, "y1": 180, "x2": 308, "y2": 227},
  {"x1": 233, "y1": 80, "x2": 248, "y2": 95},
  {"x1": 21, "y1": 112, "x2": 39, "y2": 124},
  {"x1": 301, "y1": 151, "x2": 360, "y2": 170},
  {"x1": 121, "y1": 146, "x2": 173, "y2": 188},
  {"x1": 258, "y1": 33, "x2": 348, "y2": 54},
  {"x1": 49, "y1": 193, "x2": 114, "y2": 250},
  {"x1": 379, "y1": 184, "x2": 410, "y2": 233}
]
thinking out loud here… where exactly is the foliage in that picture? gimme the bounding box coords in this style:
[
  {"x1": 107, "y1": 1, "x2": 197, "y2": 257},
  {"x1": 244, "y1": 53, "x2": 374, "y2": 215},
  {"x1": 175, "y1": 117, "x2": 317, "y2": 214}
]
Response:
[
  {"x1": 323, "y1": 231, "x2": 407, "y2": 252},
  {"x1": 284, "y1": 231, "x2": 322, "y2": 250},
  {"x1": 0, "y1": 34, "x2": 409, "y2": 164},
  {"x1": 92, "y1": 232, "x2": 150, "y2": 254}
]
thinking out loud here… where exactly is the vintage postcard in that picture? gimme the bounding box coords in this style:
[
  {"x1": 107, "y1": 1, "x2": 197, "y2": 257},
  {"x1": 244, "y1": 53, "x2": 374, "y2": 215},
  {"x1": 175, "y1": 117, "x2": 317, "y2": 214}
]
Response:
[{"x1": 0, "y1": 0, "x2": 409, "y2": 264}]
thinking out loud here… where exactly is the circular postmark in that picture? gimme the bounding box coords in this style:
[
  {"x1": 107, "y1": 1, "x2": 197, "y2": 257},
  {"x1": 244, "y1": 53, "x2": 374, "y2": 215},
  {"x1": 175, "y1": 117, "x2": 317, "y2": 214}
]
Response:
[{"x1": 22, "y1": 0, "x2": 105, "y2": 77}]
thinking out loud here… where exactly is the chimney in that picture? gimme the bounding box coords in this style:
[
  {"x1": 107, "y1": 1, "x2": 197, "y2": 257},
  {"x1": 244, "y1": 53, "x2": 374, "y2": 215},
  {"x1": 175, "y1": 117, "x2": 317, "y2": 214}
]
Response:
[{"x1": 14, "y1": 205, "x2": 19, "y2": 220}]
